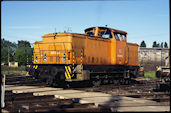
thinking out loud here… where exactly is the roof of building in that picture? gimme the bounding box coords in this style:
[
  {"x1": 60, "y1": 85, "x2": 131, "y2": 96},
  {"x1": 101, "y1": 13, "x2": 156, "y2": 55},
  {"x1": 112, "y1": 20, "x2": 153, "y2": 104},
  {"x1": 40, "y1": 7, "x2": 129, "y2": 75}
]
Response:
[{"x1": 139, "y1": 47, "x2": 170, "y2": 50}]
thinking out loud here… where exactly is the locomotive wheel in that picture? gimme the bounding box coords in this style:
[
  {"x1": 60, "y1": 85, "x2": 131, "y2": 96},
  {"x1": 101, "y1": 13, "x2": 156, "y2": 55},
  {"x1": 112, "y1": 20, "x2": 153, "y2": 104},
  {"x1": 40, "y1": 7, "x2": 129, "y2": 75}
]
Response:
[
  {"x1": 124, "y1": 79, "x2": 129, "y2": 85},
  {"x1": 120, "y1": 79, "x2": 124, "y2": 85},
  {"x1": 66, "y1": 83, "x2": 70, "y2": 88},
  {"x1": 113, "y1": 80, "x2": 119, "y2": 85},
  {"x1": 33, "y1": 70, "x2": 39, "y2": 79},
  {"x1": 51, "y1": 67, "x2": 58, "y2": 76},
  {"x1": 46, "y1": 77, "x2": 54, "y2": 86},
  {"x1": 92, "y1": 80, "x2": 101, "y2": 87},
  {"x1": 29, "y1": 68, "x2": 35, "y2": 76},
  {"x1": 103, "y1": 79, "x2": 109, "y2": 84}
]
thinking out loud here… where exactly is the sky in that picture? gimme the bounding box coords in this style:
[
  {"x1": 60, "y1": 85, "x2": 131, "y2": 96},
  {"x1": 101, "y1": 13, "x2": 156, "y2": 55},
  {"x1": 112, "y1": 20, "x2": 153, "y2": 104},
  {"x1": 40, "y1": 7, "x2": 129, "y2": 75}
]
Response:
[{"x1": 1, "y1": 0, "x2": 170, "y2": 48}]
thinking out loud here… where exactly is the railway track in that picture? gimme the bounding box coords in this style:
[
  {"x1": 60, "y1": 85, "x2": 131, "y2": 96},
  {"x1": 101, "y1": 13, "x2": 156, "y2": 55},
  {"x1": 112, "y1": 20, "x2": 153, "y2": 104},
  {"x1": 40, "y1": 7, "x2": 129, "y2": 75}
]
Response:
[
  {"x1": 72, "y1": 79, "x2": 170, "y2": 106},
  {"x1": 5, "y1": 75, "x2": 47, "y2": 86},
  {"x1": 4, "y1": 91, "x2": 110, "y2": 112},
  {"x1": 2, "y1": 74, "x2": 170, "y2": 112},
  {"x1": 3, "y1": 75, "x2": 111, "y2": 112}
]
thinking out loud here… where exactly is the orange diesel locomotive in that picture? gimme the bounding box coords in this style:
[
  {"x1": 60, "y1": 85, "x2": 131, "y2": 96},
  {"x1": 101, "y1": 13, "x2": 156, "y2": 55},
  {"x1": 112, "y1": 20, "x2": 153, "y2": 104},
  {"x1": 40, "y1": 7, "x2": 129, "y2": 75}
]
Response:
[{"x1": 29, "y1": 27, "x2": 139, "y2": 86}]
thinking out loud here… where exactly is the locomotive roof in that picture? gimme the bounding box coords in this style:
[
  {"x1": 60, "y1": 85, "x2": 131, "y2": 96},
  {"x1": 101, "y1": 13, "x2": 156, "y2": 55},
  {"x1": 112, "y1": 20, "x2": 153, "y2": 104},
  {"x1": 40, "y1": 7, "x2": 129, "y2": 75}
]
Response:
[{"x1": 85, "y1": 27, "x2": 127, "y2": 34}]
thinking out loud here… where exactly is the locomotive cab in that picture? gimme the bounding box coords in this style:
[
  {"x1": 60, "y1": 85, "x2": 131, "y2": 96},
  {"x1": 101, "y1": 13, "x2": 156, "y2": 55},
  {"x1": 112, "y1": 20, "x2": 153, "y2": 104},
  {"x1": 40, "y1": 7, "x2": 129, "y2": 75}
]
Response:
[
  {"x1": 85, "y1": 27, "x2": 132, "y2": 65},
  {"x1": 85, "y1": 27, "x2": 127, "y2": 41}
]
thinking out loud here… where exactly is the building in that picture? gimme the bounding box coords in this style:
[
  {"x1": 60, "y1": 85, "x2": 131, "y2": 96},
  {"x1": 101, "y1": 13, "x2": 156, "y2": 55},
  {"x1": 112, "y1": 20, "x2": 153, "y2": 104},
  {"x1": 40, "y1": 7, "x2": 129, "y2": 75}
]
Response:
[
  {"x1": 8, "y1": 62, "x2": 18, "y2": 67},
  {"x1": 138, "y1": 47, "x2": 169, "y2": 71}
]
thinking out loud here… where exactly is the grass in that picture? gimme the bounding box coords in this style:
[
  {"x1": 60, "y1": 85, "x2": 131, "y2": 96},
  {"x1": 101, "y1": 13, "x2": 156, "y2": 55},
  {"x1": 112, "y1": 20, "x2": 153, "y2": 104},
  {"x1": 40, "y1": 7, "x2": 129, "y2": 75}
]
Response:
[
  {"x1": 144, "y1": 71, "x2": 157, "y2": 80},
  {"x1": 1, "y1": 65, "x2": 158, "y2": 79},
  {"x1": 1, "y1": 65, "x2": 25, "y2": 71},
  {"x1": 1, "y1": 65, "x2": 26, "y2": 75}
]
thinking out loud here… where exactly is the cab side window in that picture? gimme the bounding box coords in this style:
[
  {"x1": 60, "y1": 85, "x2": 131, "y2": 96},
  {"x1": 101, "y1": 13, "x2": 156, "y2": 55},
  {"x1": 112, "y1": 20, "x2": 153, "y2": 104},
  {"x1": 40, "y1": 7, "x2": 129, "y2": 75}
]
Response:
[{"x1": 87, "y1": 32, "x2": 94, "y2": 36}]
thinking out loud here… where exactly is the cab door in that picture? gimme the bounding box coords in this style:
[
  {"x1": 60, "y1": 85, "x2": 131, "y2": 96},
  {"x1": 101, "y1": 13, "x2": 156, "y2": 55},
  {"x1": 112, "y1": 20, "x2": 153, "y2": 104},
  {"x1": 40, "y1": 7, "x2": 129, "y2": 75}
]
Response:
[{"x1": 114, "y1": 34, "x2": 127, "y2": 65}]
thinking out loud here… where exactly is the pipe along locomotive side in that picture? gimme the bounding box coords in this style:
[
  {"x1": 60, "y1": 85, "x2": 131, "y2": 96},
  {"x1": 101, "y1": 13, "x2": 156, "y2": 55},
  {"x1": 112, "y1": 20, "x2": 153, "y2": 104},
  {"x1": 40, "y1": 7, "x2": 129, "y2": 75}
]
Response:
[{"x1": 26, "y1": 26, "x2": 140, "y2": 87}]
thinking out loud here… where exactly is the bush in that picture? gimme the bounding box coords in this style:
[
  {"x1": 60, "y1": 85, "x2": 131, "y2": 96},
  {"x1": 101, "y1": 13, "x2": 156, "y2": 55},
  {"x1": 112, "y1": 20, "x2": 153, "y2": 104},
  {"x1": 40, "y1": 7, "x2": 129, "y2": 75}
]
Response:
[{"x1": 144, "y1": 71, "x2": 157, "y2": 80}]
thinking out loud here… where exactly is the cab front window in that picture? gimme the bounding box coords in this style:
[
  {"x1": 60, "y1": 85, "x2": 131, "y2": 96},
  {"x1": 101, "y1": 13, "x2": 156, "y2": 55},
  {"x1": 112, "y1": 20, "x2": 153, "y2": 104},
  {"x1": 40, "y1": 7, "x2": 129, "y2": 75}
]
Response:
[
  {"x1": 100, "y1": 30, "x2": 112, "y2": 38},
  {"x1": 114, "y1": 34, "x2": 120, "y2": 40},
  {"x1": 114, "y1": 33, "x2": 126, "y2": 41}
]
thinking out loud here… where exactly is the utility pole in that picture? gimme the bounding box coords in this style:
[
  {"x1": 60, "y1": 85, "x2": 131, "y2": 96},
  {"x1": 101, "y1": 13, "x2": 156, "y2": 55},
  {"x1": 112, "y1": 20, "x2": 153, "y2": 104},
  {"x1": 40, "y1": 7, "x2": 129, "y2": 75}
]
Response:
[
  {"x1": 8, "y1": 47, "x2": 9, "y2": 65},
  {"x1": 67, "y1": 28, "x2": 69, "y2": 33},
  {"x1": 161, "y1": 49, "x2": 162, "y2": 66},
  {"x1": 67, "y1": 27, "x2": 72, "y2": 33}
]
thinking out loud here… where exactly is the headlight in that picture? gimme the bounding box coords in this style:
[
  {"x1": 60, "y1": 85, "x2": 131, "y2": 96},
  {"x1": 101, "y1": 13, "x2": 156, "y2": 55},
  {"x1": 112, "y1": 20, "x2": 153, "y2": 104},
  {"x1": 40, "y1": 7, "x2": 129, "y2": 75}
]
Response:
[
  {"x1": 35, "y1": 56, "x2": 38, "y2": 62},
  {"x1": 43, "y1": 53, "x2": 47, "y2": 62},
  {"x1": 62, "y1": 53, "x2": 66, "y2": 62}
]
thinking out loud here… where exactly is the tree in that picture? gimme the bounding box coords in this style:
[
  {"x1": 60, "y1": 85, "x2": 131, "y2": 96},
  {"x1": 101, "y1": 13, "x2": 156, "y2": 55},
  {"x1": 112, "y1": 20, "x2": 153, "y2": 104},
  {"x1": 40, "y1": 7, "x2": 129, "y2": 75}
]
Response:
[
  {"x1": 1, "y1": 38, "x2": 17, "y2": 64},
  {"x1": 164, "y1": 42, "x2": 168, "y2": 48},
  {"x1": 140, "y1": 40, "x2": 146, "y2": 47},
  {"x1": 152, "y1": 41, "x2": 161, "y2": 48},
  {"x1": 152, "y1": 41, "x2": 157, "y2": 47},
  {"x1": 157, "y1": 43, "x2": 160, "y2": 48},
  {"x1": 1, "y1": 39, "x2": 33, "y2": 65},
  {"x1": 14, "y1": 40, "x2": 33, "y2": 65},
  {"x1": 18, "y1": 40, "x2": 31, "y2": 48},
  {"x1": 161, "y1": 42, "x2": 163, "y2": 48}
]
